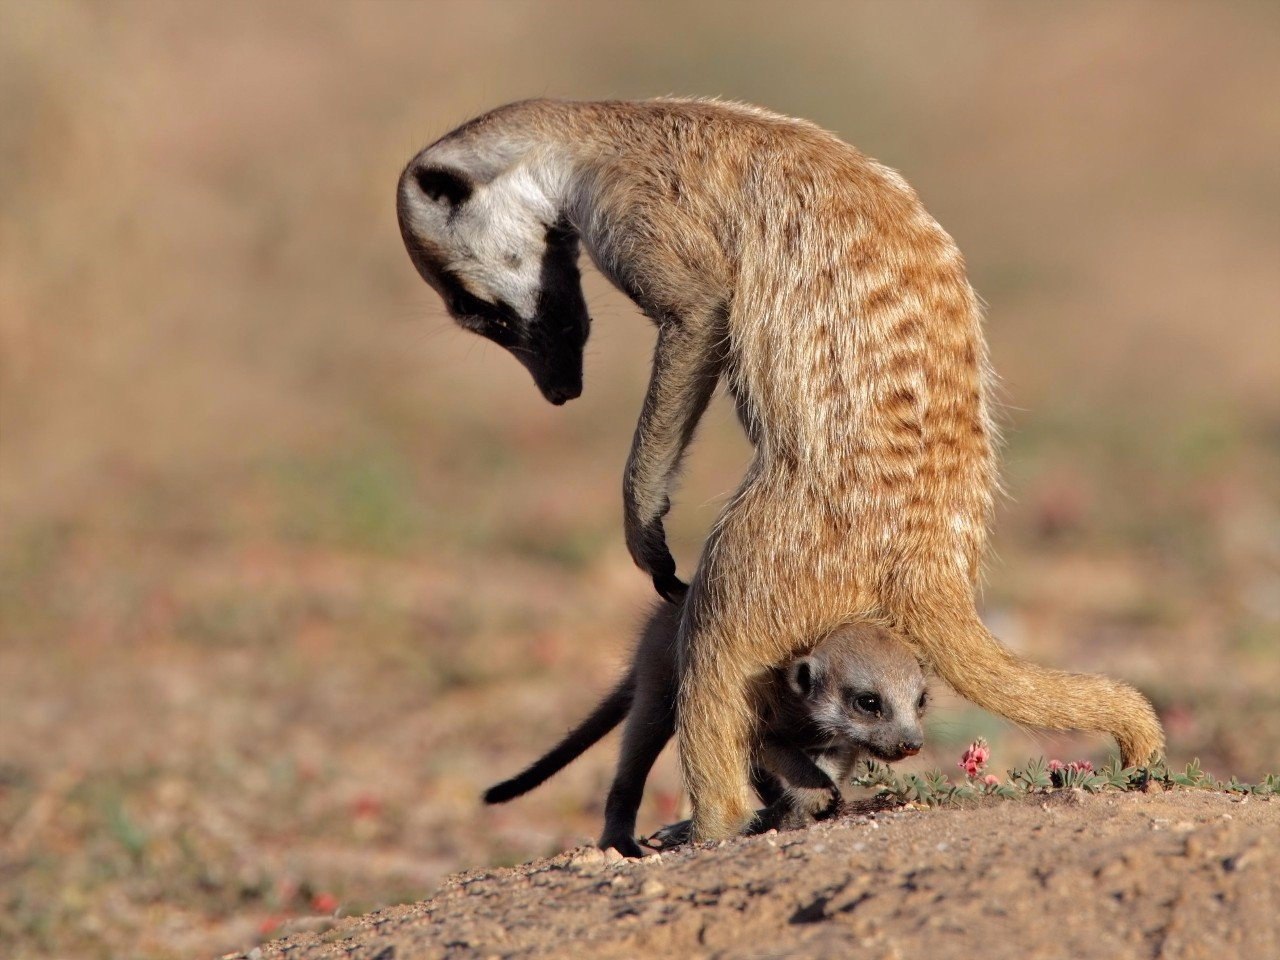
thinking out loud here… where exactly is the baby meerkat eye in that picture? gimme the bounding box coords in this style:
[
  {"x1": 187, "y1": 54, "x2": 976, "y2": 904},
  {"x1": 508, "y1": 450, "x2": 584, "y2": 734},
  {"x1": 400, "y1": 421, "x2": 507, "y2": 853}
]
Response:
[
  {"x1": 917, "y1": 691, "x2": 929, "y2": 712},
  {"x1": 847, "y1": 692, "x2": 882, "y2": 717}
]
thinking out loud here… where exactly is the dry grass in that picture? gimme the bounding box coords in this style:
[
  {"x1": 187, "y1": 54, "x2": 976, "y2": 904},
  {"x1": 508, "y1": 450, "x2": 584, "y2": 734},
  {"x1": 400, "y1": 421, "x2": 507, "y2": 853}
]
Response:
[{"x1": 1, "y1": 2, "x2": 1277, "y2": 957}]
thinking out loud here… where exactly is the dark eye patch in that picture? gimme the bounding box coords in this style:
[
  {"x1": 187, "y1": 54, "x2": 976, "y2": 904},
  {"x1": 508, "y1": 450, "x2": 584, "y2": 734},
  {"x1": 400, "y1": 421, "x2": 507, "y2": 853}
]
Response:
[{"x1": 433, "y1": 267, "x2": 522, "y2": 348}]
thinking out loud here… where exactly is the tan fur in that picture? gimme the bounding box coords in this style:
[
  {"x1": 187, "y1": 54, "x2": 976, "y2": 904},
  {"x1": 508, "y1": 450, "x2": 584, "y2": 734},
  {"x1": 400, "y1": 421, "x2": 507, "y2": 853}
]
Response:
[{"x1": 397, "y1": 98, "x2": 1165, "y2": 842}]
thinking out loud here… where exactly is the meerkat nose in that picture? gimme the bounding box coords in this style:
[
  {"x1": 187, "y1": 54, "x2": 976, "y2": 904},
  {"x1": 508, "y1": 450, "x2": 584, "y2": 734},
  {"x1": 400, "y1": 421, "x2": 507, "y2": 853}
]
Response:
[{"x1": 899, "y1": 739, "x2": 922, "y2": 757}]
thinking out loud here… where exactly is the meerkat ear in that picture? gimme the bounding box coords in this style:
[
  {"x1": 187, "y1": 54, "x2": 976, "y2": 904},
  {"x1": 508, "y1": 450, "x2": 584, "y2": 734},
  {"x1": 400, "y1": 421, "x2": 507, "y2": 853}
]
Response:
[
  {"x1": 413, "y1": 166, "x2": 473, "y2": 208},
  {"x1": 787, "y1": 657, "x2": 822, "y2": 699}
]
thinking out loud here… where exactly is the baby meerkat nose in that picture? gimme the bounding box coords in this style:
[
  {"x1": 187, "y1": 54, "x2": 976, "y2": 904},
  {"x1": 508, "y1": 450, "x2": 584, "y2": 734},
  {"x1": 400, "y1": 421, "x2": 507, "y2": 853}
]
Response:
[{"x1": 899, "y1": 739, "x2": 922, "y2": 757}]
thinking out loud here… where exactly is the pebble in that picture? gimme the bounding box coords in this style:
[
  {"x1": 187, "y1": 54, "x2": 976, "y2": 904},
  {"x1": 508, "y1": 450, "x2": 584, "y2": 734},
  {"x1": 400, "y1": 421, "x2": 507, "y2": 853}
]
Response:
[
  {"x1": 570, "y1": 847, "x2": 607, "y2": 873},
  {"x1": 1223, "y1": 845, "x2": 1260, "y2": 872},
  {"x1": 604, "y1": 848, "x2": 624, "y2": 864},
  {"x1": 640, "y1": 879, "x2": 666, "y2": 898},
  {"x1": 573, "y1": 847, "x2": 606, "y2": 865}
]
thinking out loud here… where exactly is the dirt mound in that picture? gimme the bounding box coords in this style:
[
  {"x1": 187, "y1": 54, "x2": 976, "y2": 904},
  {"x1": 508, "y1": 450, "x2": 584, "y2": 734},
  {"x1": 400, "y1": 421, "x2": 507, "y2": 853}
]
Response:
[{"x1": 234, "y1": 790, "x2": 1275, "y2": 960}]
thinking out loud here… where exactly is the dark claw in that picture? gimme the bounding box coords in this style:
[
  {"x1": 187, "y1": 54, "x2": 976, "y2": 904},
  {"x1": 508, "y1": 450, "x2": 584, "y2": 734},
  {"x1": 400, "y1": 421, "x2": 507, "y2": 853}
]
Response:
[
  {"x1": 653, "y1": 572, "x2": 689, "y2": 604},
  {"x1": 634, "y1": 512, "x2": 685, "y2": 604},
  {"x1": 643, "y1": 819, "x2": 693, "y2": 850}
]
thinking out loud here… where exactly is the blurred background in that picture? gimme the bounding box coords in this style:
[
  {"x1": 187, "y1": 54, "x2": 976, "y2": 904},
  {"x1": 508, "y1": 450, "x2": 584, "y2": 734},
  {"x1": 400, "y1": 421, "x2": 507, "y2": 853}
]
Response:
[{"x1": 1, "y1": 1, "x2": 1277, "y2": 957}]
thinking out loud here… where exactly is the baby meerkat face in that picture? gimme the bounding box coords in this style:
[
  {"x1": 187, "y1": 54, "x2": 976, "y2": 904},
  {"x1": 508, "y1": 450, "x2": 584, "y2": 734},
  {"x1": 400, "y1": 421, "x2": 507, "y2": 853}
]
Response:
[
  {"x1": 788, "y1": 624, "x2": 928, "y2": 763},
  {"x1": 396, "y1": 156, "x2": 590, "y2": 406}
]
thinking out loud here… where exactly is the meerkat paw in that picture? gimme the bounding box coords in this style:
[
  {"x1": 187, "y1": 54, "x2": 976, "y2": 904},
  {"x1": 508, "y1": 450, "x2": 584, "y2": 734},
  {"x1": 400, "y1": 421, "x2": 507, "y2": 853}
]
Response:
[
  {"x1": 652, "y1": 571, "x2": 688, "y2": 604},
  {"x1": 816, "y1": 784, "x2": 844, "y2": 820},
  {"x1": 600, "y1": 833, "x2": 647, "y2": 859},
  {"x1": 784, "y1": 784, "x2": 843, "y2": 824},
  {"x1": 643, "y1": 819, "x2": 693, "y2": 851}
]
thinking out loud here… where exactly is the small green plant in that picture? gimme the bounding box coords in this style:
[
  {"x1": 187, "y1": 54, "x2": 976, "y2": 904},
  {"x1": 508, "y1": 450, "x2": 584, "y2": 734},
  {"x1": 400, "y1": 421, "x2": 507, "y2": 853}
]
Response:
[{"x1": 848, "y1": 739, "x2": 1278, "y2": 809}]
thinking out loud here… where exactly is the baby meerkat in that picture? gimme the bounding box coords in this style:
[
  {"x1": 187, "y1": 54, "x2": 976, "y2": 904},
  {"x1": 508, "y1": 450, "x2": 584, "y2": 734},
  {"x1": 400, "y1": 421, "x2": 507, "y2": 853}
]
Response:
[
  {"x1": 484, "y1": 602, "x2": 927, "y2": 857},
  {"x1": 398, "y1": 97, "x2": 1165, "y2": 842}
]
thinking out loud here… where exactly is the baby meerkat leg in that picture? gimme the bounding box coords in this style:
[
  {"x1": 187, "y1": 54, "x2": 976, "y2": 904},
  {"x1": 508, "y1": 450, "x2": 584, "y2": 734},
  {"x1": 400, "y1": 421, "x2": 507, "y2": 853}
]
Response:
[
  {"x1": 623, "y1": 312, "x2": 728, "y2": 602},
  {"x1": 598, "y1": 681, "x2": 676, "y2": 858},
  {"x1": 750, "y1": 762, "x2": 786, "y2": 808},
  {"x1": 752, "y1": 739, "x2": 843, "y2": 831}
]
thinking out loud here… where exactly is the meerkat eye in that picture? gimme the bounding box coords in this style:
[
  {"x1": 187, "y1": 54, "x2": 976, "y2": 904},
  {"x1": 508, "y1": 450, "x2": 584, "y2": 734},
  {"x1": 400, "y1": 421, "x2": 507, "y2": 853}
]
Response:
[
  {"x1": 849, "y1": 692, "x2": 882, "y2": 717},
  {"x1": 917, "y1": 691, "x2": 929, "y2": 712}
]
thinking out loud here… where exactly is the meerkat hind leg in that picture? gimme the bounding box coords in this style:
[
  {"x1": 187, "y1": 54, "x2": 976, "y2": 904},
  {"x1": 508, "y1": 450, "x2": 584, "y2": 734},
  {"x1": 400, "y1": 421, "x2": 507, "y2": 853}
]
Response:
[{"x1": 678, "y1": 613, "x2": 775, "y2": 842}]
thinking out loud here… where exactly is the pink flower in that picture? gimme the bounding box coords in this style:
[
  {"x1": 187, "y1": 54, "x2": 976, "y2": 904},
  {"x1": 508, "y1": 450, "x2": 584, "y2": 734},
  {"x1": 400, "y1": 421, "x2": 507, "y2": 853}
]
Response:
[
  {"x1": 258, "y1": 915, "x2": 286, "y2": 937},
  {"x1": 958, "y1": 739, "x2": 990, "y2": 778},
  {"x1": 1068, "y1": 760, "x2": 1094, "y2": 774},
  {"x1": 1048, "y1": 759, "x2": 1066, "y2": 773},
  {"x1": 982, "y1": 775, "x2": 1000, "y2": 787}
]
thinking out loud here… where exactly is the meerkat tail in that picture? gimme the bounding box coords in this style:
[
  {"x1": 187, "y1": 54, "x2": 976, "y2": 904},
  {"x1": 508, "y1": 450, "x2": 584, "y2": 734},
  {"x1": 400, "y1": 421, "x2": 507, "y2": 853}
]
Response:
[
  {"x1": 483, "y1": 675, "x2": 636, "y2": 804},
  {"x1": 896, "y1": 591, "x2": 1165, "y2": 768}
]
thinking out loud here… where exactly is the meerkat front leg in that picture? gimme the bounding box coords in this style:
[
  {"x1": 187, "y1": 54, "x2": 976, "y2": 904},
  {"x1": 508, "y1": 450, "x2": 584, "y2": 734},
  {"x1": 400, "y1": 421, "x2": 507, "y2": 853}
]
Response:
[
  {"x1": 751, "y1": 738, "x2": 844, "y2": 831},
  {"x1": 623, "y1": 312, "x2": 727, "y2": 602}
]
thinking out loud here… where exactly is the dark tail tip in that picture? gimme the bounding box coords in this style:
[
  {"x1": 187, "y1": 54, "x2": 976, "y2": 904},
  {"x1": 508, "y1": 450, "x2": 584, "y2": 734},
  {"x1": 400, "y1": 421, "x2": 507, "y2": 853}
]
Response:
[{"x1": 483, "y1": 777, "x2": 529, "y2": 805}]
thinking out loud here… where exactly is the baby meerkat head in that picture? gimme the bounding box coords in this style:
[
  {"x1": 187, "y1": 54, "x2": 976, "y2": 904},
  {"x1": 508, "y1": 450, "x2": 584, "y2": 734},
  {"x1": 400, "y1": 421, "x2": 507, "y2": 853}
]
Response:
[
  {"x1": 787, "y1": 623, "x2": 928, "y2": 763},
  {"x1": 396, "y1": 130, "x2": 590, "y2": 406}
]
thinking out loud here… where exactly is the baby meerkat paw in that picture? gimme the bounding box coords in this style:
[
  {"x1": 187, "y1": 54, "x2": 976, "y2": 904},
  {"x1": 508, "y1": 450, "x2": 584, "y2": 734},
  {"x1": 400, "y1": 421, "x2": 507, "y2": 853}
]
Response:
[
  {"x1": 817, "y1": 784, "x2": 843, "y2": 820},
  {"x1": 787, "y1": 784, "x2": 843, "y2": 823},
  {"x1": 600, "y1": 833, "x2": 648, "y2": 859},
  {"x1": 643, "y1": 819, "x2": 693, "y2": 851}
]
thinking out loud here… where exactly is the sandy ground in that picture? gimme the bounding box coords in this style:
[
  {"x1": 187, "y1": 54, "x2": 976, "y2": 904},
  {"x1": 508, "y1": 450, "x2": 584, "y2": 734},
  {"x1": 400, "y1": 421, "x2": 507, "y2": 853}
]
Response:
[{"x1": 238, "y1": 789, "x2": 1276, "y2": 960}]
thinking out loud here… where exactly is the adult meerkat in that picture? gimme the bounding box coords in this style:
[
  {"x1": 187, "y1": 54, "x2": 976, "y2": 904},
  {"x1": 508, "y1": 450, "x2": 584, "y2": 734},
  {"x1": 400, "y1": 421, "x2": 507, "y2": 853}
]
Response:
[
  {"x1": 396, "y1": 98, "x2": 1165, "y2": 841},
  {"x1": 484, "y1": 603, "x2": 928, "y2": 857}
]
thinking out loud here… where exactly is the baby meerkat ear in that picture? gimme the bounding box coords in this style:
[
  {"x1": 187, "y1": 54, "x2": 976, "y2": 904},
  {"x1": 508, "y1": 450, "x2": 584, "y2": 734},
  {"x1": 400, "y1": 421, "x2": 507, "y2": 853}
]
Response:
[
  {"x1": 413, "y1": 166, "x2": 473, "y2": 208},
  {"x1": 787, "y1": 657, "x2": 823, "y2": 700}
]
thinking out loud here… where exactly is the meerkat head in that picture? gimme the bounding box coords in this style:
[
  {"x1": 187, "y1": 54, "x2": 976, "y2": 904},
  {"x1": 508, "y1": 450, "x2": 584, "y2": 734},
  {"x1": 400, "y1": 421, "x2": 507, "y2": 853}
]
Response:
[
  {"x1": 396, "y1": 135, "x2": 590, "y2": 406},
  {"x1": 787, "y1": 624, "x2": 928, "y2": 763}
]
